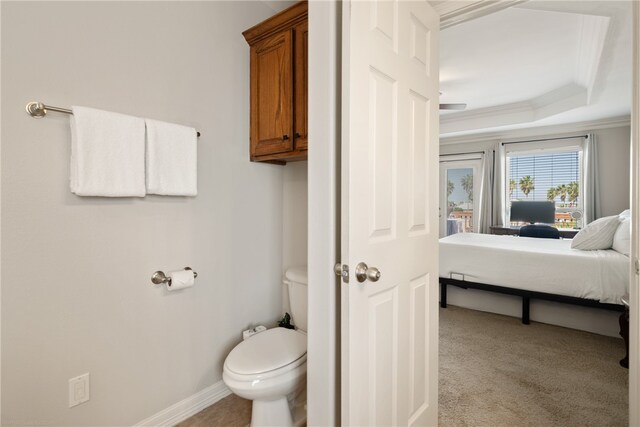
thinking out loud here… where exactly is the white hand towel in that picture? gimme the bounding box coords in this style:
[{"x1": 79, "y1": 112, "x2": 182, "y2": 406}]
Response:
[
  {"x1": 145, "y1": 119, "x2": 197, "y2": 196},
  {"x1": 70, "y1": 106, "x2": 146, "y2": 197},
  {"x1": 166, "y1": 269, "x2": 195, "y2": 291}
]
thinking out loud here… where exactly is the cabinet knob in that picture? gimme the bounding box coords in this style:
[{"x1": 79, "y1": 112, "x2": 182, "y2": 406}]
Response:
[
  {"x1": 283, "y1": 134, "x2": 289, "y2": 140},
  {"x1": 295, "y1": 132, "x2": 301, "y2": 139}
]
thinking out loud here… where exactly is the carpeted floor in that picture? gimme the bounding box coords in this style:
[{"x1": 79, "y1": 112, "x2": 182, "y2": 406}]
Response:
[
  {"x1": 439, "y1": 305, "x2": 628, "y2": 427},
  {"x1": 180, "y1": 306, "x2": 628, "y2": 426}
]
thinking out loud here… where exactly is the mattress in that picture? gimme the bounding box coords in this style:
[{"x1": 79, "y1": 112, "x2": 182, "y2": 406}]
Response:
[{"x1": 439, "y1": 233, "x2": 629, "y2": 304}]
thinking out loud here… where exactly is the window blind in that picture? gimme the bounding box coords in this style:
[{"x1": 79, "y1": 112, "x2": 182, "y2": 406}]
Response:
[{"x1": 507, "y1": 151, "x2": 581, "y2": 203}]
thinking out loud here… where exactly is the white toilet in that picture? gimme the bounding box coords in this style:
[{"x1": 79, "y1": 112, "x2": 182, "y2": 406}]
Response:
[{"x1": 223, "y1": 267, "x2": 308, "y2": 427}]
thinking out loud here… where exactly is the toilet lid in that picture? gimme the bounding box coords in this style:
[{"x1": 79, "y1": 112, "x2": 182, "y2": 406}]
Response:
[{"x1": 225, "y1": 328, "x2": 307, "y2": 375}]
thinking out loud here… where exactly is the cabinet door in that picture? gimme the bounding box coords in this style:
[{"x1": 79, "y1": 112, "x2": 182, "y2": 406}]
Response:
[
  {"x1": 293, "y1": 20, "x2": 308, "y2": 151},
  {"x1": 251, "y1": 31, "x2": 294, "y2": 158}
]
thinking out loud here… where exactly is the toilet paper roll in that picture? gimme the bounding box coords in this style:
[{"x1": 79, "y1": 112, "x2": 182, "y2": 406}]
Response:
[{"x1": 166, "y1": 269, "x2": 195, "y2": 291}]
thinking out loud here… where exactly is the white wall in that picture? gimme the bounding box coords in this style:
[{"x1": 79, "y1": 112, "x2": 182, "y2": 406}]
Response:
[
  {"x1": 441, "y1": 123, "x2": 632, "y2": 218},
  {"x1": 283, "y1": 162, "x2": 308, "y2": 272},
  {"x1": 1, "y1": 2, "x2": 283, "y2": 425},
  {"x1": 281, "y1": 162, "x2": 308, "y2": 318},
  {"x1": 596, "y1": 126, "x2": 632, "y2": 216}
]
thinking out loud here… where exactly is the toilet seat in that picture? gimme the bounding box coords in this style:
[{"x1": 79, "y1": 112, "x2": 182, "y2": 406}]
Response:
[
  {"x1": 224, "y1": 328, "x2": 307, "y2": 381},
  {"x1": 224, "y1": 353, "x2": 307, "y2": 384}
]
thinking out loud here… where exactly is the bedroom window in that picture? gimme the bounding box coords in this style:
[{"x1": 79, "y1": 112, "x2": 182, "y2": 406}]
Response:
[{"x1": 506, "y1": 147, "x2": 583, "y2": 229}]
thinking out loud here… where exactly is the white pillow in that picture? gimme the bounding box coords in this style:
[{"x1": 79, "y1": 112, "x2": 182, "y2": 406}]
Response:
[
  {"x1": 620, "y1": 209, "x2": 630, "y2": 220},
  {"x1": 612, "y1": 218, "x2": 631, "y2": 256},
  {"x1": 571, "y1": 215, "x2": 620, "y2": 250}
]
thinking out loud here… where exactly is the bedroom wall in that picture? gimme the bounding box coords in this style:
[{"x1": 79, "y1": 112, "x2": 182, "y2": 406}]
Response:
[
  {"x1": 1, "y1": 2, "x2": 283, "y2": 425},
  {"x1": 440, "y1": 123, "x2": 632, "y2": 218},
  {"x1": 597, "y1": 126, "x2": 631, "y2": 216}
]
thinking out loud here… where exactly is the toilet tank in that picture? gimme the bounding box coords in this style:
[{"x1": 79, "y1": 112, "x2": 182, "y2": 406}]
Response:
[{"x1": 284, "y1": 267, "x2": 308, "y2": 332}]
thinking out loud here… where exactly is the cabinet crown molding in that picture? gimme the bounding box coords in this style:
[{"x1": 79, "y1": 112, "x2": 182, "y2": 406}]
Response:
[{"x1": 243, "y1": 1, "x2": 307, "y2": 45}]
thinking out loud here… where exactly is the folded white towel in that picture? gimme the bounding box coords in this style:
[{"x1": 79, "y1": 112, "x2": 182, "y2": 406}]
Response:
[
  {"x1": 70, "y1": 106, "x2": 146, "y2": 197},
  {"x1": 145, "y1": 119, "x2": 197, "y2": 196}
]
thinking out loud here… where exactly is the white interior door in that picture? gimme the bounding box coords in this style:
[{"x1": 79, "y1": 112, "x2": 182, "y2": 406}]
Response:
[{"x1": 340, "y1": 1, "x2": 440, "y2": 425}]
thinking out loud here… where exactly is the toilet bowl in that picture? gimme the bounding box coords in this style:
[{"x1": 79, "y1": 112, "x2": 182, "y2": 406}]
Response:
[{"x1": 223, "y1": 267, "x2": 308, "y2": 427}]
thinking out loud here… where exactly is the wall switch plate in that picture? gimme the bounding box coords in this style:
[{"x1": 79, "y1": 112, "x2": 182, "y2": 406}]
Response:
[{"x1": 68, "y1": 373, "x2": 90, "y2": 408}]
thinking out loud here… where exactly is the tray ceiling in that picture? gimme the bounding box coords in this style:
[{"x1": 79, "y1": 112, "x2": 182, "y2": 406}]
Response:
[{"x1": 439, "y1": 0, "x2": 632, "y2": 137}]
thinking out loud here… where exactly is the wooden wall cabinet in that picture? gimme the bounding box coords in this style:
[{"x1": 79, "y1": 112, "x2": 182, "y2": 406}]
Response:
[{"x1": 243, "y1": 1, "x2": 307, "y2": 164}]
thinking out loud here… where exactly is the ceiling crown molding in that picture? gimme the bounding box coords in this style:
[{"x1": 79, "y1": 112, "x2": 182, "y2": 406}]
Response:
[
  {"x1": 441, "y1": 84, "x2": 588, "y2": 135},
  {"x1": 575, "y1": 14, "x2": 610, "y2": 103},
  {"x1": 431, "y1": 0, "x2": 529, "y2": 29},
  {"x1": 440, "y1": 115, "x2": 631, "y2": 145}
]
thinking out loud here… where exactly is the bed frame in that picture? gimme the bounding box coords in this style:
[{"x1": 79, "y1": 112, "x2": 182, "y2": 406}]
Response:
[{"x1": 439, "y1": 277, "x2": 624, "y2": 324}]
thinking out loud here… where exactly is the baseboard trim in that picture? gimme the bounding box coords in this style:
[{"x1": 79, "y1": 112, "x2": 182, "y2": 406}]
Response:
[
  {"x1": 443, "y1": 287, "x2": 621, "y2": 337},
  {"x1": 134, "y1": 380, "x2": 232, "y2": 427}
]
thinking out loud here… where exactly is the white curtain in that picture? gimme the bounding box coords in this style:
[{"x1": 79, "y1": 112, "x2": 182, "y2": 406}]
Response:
[
  {"x1": 494, "y1": 143, "x2": 507, "y2": 226},
  {"x1": 583, "y1": 133, "x2": 601, "y2": 224},
  {"x1": 477, "y1": 149, "x2": 494, "y2": 233}
]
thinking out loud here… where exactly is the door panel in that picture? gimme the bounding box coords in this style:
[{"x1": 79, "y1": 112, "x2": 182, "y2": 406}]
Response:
[
  {"x1": 408, "y1": 273, "x2": 428, "y2": 423},
  {"x1": 371, "y1": 0, "x2": 397, "y2": 46},
  {"x1": 369, "y1": 287, "x2": 398, "y2": 425},
  {"x1": 251, "y1": 31, "x2": 293, "y2": 157},
  {"x1": 341, "y1": 1, "x2": 439, "y2": 426},
  {"x1": 409, "y1": 91, "x2": 429, "y2": 236},
  {"x1": 410, "y1": 13, "x2": 431, "y2": 73},
  {"x1": 369, "y1": 68, "x2": 397, "y2": 240}
]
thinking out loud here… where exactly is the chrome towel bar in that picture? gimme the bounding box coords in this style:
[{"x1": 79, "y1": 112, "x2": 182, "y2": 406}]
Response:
[{"x1": 26, "y1": 101, "x2": 201, "y2": 137}]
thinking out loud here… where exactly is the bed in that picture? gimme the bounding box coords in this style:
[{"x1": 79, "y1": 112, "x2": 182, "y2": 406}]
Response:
[{"x1": 439, "y1": 233, "x2": 629, "y2": 324}]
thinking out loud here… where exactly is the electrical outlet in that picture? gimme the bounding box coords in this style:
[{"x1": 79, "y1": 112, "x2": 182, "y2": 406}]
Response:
[{"x1": 68, "y1": 373, "x2": 90, "y2": 408}]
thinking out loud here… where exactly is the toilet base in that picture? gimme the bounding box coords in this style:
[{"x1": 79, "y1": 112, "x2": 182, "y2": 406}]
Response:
[
  {"x1": 289, "y1": 380, "x2": 307, "y2": 427},
  {"x1": 251, "y1": 396, "x2": 293, "y2": 427}
]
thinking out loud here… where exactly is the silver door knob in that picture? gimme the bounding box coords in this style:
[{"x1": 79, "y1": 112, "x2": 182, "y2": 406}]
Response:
[{"x1": 355, "y1": 262, "x2": 381, "y2": 283}]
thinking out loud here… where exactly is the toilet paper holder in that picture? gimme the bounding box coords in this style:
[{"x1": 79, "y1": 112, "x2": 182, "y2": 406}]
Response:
[{"x1": 151, "y1": 267, "x2": 198, "y2": 286}]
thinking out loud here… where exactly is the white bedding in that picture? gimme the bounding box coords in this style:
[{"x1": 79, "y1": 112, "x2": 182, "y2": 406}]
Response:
[{"x1": 439, "y1": 233, "x2": 629, "y2": 304}]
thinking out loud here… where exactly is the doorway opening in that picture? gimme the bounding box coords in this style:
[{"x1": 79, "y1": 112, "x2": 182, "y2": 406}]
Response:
[{"x1": 437, "y1": 1, "x2": 633, "y2": 425}]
